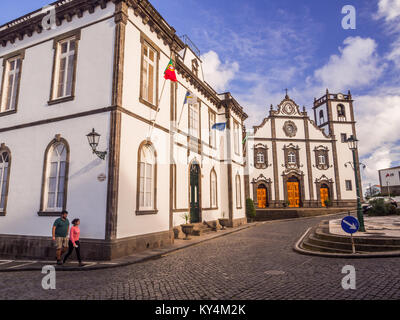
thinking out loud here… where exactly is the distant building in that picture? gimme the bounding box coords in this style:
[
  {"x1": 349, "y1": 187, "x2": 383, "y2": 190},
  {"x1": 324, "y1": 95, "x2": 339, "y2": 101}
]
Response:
[
  {"x1": 379, "y1": 167, "x2": 400, "y2": 196},
  {"x1": 365, "y1": 185, "x2": 381, "y2": 198}
]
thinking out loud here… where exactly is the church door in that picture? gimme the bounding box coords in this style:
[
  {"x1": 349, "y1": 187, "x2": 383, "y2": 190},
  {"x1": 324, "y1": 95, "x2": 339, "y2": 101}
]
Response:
[
  {"x1": 287, "y1": 180, "x2": 300, "y2": 208},
  {"x1": 190, "y1": 163, "x2": 200, "y2": 223},
  {"x1": 320, "y1": 185, "x2": 330, "y2": 207},
  {"x1": 257, "y1": 184, "x2": 267, "y2": 208}
]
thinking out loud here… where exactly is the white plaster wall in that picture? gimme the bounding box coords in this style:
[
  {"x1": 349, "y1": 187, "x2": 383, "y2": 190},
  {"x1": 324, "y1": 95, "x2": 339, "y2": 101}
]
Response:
[
  {"x1": 0, "y1": 113, "x2": 110, "y2": 239},
  {"x1": 0, "y1": 6, "x2": 115, "y2": 129},
  {"x1": 380, "y1": 168, "x2": 400, "y2": 186}
]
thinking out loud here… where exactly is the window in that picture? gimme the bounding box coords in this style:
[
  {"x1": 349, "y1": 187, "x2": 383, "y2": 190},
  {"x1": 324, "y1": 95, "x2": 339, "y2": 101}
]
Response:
[
  {"x1": 141, "y1": 42, "x2": 158, "y2": 106},
  {"x1": 346, "y1": 180, "x2": 353, "y2": 191},
  {"x1": 192, "y1": 59, "x2": 199, "y2": 77},
  {"x1": 51, "y1": 37, "x2": 77, "y2": 100},
  {"x1": 210, "y1": 169, "x2": 217, "y2": 208},
  {"x1": 1, "y1": 55, "x2": 23, "y2": 112},
  {"x1": 319, "y1": 110, "x2": 325, "y2": 124},
  {"x1": 235, "y1": 174, "x2": 242, "y2": 208},
  {"x1": 318, "y1": 154, "x2": 326, "y2": 165},
  {"x1": 256, "y1": 152, "x2": 265, "y2": 164},
  {"x1": 337, "y1": 104, "x2": 346, "y2": 119},
  {"x1": 234, "y1": 121, "x2": 240, "y2": 155},
  {"x1": 341, "y1": 133, "x2": 347, "y2": 143},
  {"x1": 288, "y1": 152, "x2": 296, "y2": 164},
  {"x1": 189, "y1": 103, "x2": 200, "y2": 139},
  {"x1": 41, "y1": 140, "x2": 69, "y2": 212},
  {"x1": 209, "y1": 112, "x2": 216, "y2": 148},
  {"x1": 0, "y1": 149, "x2": 10, "y2": 213},
  {"x1": 137, "y1": 142, "x2": 157, "y2": 212}
]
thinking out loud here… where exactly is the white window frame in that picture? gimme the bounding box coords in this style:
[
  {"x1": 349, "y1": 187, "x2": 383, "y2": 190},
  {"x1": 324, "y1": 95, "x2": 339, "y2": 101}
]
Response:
[
  {"x1": 318, "y1": 154, "x2": 326, "y2": 165},
  {"x1": 0, "y1": 151, "x2": 10, "y2": 212},
  {"x1": 1, "y1": 56, "x2": 22, "y2": 112},
  {"x1": 139, "y1": 145, "x2": 155, "y2": 211},
  {"x1": 189, "y1": 103, "x2": 200, "y2": 139},
  {"x1": 288, "y1": 152, "x2": 296, "y2": 164},
  {"x1": 211, "y1": 170, "x2": 217, "y2": 208},
  {"x1": 141, "y1": 42, "x2": 157, "y2": 106},
  {"x1": 209, "y1": 112, "x2": 216, "y2": 148},
  {"x1": 44, "y1": 142, "x2": 68, "y2": 212},
  {"x1": 256, "y1": 152, "x2": 265, "y2": 164},
  {"x1": 52, "y1": 37, "x2": 76, "y2": 100},
  {"x1": 235, "y1": 174, "x2": 242, "y2": 208}
]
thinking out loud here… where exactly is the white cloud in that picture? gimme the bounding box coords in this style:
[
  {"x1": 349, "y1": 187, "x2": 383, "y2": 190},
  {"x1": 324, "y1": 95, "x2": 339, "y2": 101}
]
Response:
[
  {"x1": 376, "y1": 0, "x2": 400, "y2": 23},
  {"x1": 201, "y1": 50, "x2": 239, "y2": 92},
  {"x1": 313, "y1": 37, "x2": 385, "y2": 92}
]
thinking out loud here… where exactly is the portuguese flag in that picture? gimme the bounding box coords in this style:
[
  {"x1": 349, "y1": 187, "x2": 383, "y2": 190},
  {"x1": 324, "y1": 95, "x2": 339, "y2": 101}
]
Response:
[{"x1": 164, "y1": 59, "x2": 178, "y2": 82}]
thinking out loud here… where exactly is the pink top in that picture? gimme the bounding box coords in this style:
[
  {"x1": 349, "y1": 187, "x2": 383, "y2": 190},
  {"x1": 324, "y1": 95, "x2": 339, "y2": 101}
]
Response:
[{"x1": 70, "y1": 226, "x2": 80, "y2": 246}]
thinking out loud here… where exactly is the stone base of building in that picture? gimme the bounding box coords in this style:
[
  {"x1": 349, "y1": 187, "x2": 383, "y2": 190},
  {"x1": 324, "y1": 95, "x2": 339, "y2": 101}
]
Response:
[
  {"x1": 228, "y1": 217, "x2": 248, "y2": 228},
  {"x1": 0, "y1": 230, "x2": 174, "y2": 261},
  {"x1": 255, "y1": 200, "x2": 357, "y2": 209}
]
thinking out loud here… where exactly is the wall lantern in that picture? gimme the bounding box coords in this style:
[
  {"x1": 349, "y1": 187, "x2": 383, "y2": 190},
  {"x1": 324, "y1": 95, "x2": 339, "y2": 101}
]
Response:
[
  {"x1": 87, "y1": 128, "x2": 107, "y2": 160},
  {"x1": 346, "y1": 135, "x2": 358, "y2": 151}
]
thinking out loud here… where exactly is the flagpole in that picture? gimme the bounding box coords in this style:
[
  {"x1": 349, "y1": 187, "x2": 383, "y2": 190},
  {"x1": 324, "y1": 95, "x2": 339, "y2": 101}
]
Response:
[
  {"x1": 147, "y1": 78, "x2": 167, "y2": 140},
  {"x1": 177, "y1": 99, "x2": 186, "y2": 127}
]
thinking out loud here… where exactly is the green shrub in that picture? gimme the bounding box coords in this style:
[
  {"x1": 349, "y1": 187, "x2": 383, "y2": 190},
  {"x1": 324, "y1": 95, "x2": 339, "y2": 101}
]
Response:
[
  {"x1": 246, "y1": 198, "x2": 256, "y2": 219},
  {"x1": 368, "y1": 199, "x2": 397, "y2": 216},
  {"x1": 324, "y1": 199, "x2": 332, "y2": 208}
]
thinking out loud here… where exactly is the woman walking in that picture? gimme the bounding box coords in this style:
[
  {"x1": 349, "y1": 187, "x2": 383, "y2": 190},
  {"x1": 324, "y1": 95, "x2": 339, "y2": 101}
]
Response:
[{"x1": 63, "y1": 218, "x2": 85, "y2": 267}]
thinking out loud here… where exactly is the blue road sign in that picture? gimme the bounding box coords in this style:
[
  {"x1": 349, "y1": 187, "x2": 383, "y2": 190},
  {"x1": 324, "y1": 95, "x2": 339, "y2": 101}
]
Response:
[{"x1": 341, "y1": 216, "x2": 360, "y2": 234}]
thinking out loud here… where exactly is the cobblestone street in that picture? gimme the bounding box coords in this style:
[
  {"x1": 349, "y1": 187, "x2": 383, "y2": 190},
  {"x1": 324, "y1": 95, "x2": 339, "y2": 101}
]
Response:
[{"x1": 1, "y1": 214, "x2": 400, "y2": 300}]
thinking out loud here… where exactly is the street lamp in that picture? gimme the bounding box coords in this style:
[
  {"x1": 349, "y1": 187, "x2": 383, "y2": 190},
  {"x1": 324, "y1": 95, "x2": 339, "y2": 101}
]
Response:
[
  {"x1": 345, "y1": 135, "x2": 366, "y2": 232},
  {"x1": 87, "y1": 128, "x2": 107, "y2": 160}
]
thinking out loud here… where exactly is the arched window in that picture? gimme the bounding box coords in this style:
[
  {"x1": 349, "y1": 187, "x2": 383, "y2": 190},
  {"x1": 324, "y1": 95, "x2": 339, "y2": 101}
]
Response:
[
  {"x1": 337, "y1": 104, "x2": 346, "y2": 119},
  {"x1": 319, "y1": 110, "x2": 325, "y2": 123},
  {"x1": 41, "y1": 139, "x2": 69, "y2": 212},
  {"x1": 235, "y1": 174, "x2": 242, "y2": 208},
  {"x1": 288, "y1": 152, "x2": 296, "y2": 164},
  {"x1": 0, "y1": 147, "x2": 11, "y2": 214},
  {"x1": 210, "y1": 169, "x2": 217, "y2": 208},
  {"x1": 137, "y1": 142, "x2": 157, "y2": 212},
  {"x1": 256, "y1": 152, "x2": 264, "y2": 164}
]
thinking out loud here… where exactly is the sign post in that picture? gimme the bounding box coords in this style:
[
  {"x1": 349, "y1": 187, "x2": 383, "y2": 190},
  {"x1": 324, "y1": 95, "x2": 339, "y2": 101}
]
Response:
[{"x1": 341, "y1": 216, "x2": 360, "y2": 254}]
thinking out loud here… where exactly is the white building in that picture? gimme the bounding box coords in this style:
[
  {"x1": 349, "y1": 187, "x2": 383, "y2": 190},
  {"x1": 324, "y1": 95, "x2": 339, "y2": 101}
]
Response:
[
  {"x1": 379, "y1": 167, "x2": 400, "y2": 196},
  {"x1": 0, "y1": 0, "x2": 247, "y2": 260},
  {"x1": 244, "y1": 91, "x2": 361, "y2": 209}
]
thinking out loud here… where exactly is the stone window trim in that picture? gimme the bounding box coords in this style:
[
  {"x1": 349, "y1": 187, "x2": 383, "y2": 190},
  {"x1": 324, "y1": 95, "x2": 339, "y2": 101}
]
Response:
[
  {"x1": 233, "y1": 119, "x2": 241, "y2": 156},
  {"x1": 139, "y1": 32, "x2": 161, "y2": 112},
  {"x1": 208, "y1": 110, "x2": 217, "y2": 149},
  {"x1": 135, "y1": 140, "x2": 158, "y2": 215},
  {"x1": 315, "y1": 175, "x2": 335, "y2": 207},
  {"x1": 48, "y1": 29, "x2": 81, "y2": 106},
  {"x1": 251, "y1": 175, "x2": 272, "y2": 209},
  {"x1": 341, "y1": 133, "x2": 348, "y2": 143},
  {"x1": 0, "y1": 143, "x2": 12, "y2": 216},
  {"x1": 313, "y1": 146, "x2": 330, "y2": 170},
  {"x1": 283, "y1": 144, "x2": 300, "y2": 169},
  {"x1": 253, "y1": 143, "x2": 269, "y2": 169},
  {"x1": 337, "y1": 104, "x2": 346, "y2": 120},
  {"x1": 345, "y1": 180, "x2": 353, "y2": 191},
  {"x1": 210, "y1": 167, "x2": 218, "y2": 209},
  {"x1": 38, "y1": 135, "x2": 70, "y2": 217},
  {"x1": 0, "y1": 49, "x2": 26, "y2": 116}
]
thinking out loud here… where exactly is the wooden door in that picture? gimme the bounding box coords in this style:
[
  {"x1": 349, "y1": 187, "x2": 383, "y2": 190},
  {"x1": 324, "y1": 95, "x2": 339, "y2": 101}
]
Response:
[
  {"x1": 257, "y1": 188, "x2": 267, "y2": 208},
  {"x1": 320, "y1": 187, "x2": 329, "y2": 207},
  {"x1": 287, "y1": 182, "x2": 300, "y2": 208},
  {"x1": 190, "y1": 164, "x2": 200, "y2": 223}
]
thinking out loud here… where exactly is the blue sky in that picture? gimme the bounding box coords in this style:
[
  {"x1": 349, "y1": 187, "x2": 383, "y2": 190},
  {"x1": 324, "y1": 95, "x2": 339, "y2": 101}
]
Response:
[{"x1": 1, "y1": 0, "x2": 400, "y2": 189}]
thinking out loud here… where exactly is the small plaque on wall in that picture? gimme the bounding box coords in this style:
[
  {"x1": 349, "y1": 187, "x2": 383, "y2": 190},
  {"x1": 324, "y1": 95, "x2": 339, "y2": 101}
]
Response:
[{"x1": 97, "y1": 173, "x2": 107, "y2": 182}]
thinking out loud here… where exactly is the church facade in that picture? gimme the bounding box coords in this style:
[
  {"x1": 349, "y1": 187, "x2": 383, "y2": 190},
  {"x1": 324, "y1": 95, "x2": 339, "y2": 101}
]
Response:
[
  {"x1": 244, "y1": 91, "x2": 362, "y2": 209},
  {"x1": 0, "y1": 0, "x2": 247, "y2": 260}
]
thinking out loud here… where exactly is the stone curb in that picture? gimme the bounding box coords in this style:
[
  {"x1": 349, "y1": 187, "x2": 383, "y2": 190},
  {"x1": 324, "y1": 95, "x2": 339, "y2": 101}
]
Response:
[
  {"x1": 0, "y1": 222, "x2": 262, "y2": 273},
  {"x1": 293, "y1": 226, "x2": 400, "y2": 259}
]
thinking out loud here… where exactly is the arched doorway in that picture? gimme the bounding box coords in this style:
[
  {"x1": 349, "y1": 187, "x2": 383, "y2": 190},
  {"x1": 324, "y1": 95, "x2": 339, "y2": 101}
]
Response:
[
  {"x1": 257, "y1": 184, "x2": 267, "y2": 208},
  {"x1": 287, "y1": 176, "x2": 300, "y2": 208},
  {"x1": 189, "y1": 162, "x2": 200, "y2": 223},
  {"x1": 320, "y1": 183, "x2": 330, "y2": 207}
]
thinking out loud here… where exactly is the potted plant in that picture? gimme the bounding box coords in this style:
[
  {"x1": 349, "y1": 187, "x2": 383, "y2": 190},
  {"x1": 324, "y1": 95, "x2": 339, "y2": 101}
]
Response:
[
  {"x1": 324, "y1": 199, "x2": 332, "y2": 208},
  {"x1": 246, "y1": 198, "x2": 256, "y2": 222},
  {"x1": 283, "y1": 200, "x2": 290, "y2": 208},
  {"x1": 218, "y1": 211, "x2": 229, "y2": 230},
  {"x1": 181, "y1": 213, "x2": 194, "y2": 240}
]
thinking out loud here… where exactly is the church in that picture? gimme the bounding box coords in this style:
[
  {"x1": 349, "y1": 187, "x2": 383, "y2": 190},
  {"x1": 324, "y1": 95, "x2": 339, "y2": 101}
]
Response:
[{"x1": 244, "y1": 91, "x2": 362, "y2": 209}]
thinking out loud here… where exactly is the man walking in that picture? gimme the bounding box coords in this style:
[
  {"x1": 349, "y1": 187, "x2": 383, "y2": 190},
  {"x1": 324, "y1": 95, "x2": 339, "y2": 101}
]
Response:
[{"x1": 52, "y1": 210, "x2": 70, "y2": 265}]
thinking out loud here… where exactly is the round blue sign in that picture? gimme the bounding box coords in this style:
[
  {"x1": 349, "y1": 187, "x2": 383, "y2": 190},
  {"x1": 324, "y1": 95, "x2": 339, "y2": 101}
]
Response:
[{"x1": 341, "y1": 216, "x2": 359, "y2": 234}]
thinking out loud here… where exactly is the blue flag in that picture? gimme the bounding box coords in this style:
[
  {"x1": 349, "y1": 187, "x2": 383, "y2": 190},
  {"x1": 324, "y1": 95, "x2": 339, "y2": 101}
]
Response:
[{"x1": 212, "y1": 123, "x2": 226, "y2": 131}]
